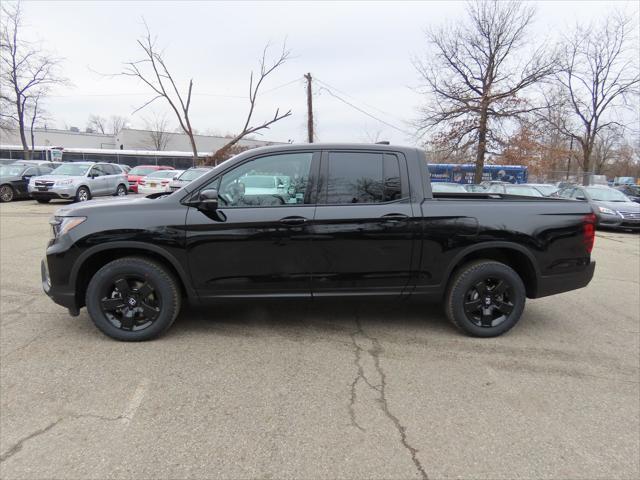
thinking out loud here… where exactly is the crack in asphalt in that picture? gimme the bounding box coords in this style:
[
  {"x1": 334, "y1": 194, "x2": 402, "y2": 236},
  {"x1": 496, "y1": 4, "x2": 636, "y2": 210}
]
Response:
[
  {"x1": 349, "y1": 312, "x2": 429, "y2": 480},
  {"x1": 0, "y1": 413, "x2": 129, "y2": 463}
]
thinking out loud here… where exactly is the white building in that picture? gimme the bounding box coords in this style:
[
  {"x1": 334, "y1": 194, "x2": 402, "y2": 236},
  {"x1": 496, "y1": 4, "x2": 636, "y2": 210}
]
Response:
[{"x1": 0, "y1": 127, "x2": 282, "y2": 153}]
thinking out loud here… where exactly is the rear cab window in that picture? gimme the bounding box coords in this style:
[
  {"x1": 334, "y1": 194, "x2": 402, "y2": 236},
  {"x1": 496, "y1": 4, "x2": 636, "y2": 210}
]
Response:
[{"x1": 321, "y1": 151, "x2": 407, "y2": 204}]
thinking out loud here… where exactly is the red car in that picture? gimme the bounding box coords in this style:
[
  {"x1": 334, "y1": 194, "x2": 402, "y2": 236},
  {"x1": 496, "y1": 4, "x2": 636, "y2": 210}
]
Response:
[{"x1": 127, "y1": 165, "x2": 174, "y2": 193}]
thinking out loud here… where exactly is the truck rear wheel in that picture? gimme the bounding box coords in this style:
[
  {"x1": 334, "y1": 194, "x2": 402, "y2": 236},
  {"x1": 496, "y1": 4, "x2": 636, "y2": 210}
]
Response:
[
  {"x1": 445, "y1": 260, "x2": 526, "y2": 337},
  {"x1": 85, "y1": 257, "x2": 181, "y2": 341}
]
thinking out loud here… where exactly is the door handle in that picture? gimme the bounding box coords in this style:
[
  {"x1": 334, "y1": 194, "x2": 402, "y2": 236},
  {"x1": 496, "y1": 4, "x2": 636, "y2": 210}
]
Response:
[
  {"x1": 381, "y1": 213, "x2": 409, "y2": 221},
  {"x1": 279, "y1": 216, "x2": 308, "y2": 226}
]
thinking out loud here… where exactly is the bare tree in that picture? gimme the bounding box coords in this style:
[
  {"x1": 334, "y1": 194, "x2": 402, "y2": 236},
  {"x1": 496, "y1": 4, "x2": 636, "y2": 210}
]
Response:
[
  {"x1": 206, "y1": 43, "x2": 292, "y2": 165},
  {"x1": 87, "y1": 114, "x2": 107, "y2": 134},
  {"x1": 543, "y1": 12, "x2": 639, "y2": 184},
  {"x1": 109, "y1": 115, "x2": 129, "y2": 135},
  {"x1": 143, "y1": 114, "x2": 171, "y2": 151},
  {"x1": 0, "y1": 2, "x2": 66, "y2": 158},
  {"x1": 119, "y1": 22, "x2": 199, "y2": 160},
  {"x1": 414, "y1": 0, "x2": 556, "y2": 182}
]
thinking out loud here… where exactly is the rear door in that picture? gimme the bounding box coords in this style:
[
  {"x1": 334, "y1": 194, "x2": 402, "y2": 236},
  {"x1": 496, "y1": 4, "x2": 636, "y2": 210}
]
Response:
[{"x1": 310, "y1": 150, "x2": 415, "y2": 295}]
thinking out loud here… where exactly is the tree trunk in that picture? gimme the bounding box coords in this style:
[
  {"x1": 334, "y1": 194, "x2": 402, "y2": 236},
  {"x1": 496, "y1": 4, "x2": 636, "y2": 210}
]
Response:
[
  {"x1": 474, "y1": 102, "x2": 489, "y2": 184},
  {"x1": 188, "y1": 132, "x2": 198, "y2": 167},
  {"x1": 581, "y1": 143, "x2": 591, "y2": 186},
  {"x1": 15, "y1": 98, "x2": 30, "y2": 160}
]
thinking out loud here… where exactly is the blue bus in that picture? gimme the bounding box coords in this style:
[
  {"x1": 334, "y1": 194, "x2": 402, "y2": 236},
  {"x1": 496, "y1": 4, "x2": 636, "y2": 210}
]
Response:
[{"x1": 427, "y1": 163, "x2": 528, "y2": 184}]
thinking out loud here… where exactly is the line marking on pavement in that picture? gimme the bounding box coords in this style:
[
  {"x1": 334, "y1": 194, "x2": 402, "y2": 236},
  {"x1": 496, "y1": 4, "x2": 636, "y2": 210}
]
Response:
[{"x1": 121, "y1": 378, "x2": 149, "y2": 424}]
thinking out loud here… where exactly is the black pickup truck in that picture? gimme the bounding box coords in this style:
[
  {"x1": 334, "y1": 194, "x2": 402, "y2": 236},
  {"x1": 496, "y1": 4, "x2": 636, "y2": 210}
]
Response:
[{"x1": 42, "y1": 143, "x2": 596, "y2": 341}]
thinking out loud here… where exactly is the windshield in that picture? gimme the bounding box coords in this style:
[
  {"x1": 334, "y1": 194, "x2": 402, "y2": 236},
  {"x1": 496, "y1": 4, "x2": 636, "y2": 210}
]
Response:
[
  {"x1": 179, "y1": 169, "x2": 208, "y2": 181},
  {"x1": 50, "y1": 163, "x2": 91, "y2": 176},
  {"x1": 586, "y1": 187, "x2": 630, "y2": 202},
  {"x1": 0, "y1": 165, "x2": 27, "y2": 176},
  {"x1": 506, "y1": 186, "x2": 543, "y2": 197},
  {"x1": 432, "y1": 183, "x2": 467, "y2": 193},
  {"x1": 146, "y1": 170, "x2": 178, "y2": 179},
  {"x1": 129, "y1": 166, "x2": 158, "y2": 175},
  {"x1": 242, "y1": 176, "x2": 277, "y2": 188}
]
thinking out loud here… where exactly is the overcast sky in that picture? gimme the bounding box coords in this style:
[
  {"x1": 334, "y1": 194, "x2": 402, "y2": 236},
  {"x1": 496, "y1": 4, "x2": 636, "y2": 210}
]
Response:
[{"x1": 11, "y1": 0, "x2": 640, "y2": 146}]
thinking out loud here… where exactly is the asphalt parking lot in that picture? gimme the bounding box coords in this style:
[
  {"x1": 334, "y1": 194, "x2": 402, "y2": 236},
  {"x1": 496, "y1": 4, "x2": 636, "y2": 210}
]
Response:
[{"x1": 1, "y1": 198, "x2": 639, "y2": 480}]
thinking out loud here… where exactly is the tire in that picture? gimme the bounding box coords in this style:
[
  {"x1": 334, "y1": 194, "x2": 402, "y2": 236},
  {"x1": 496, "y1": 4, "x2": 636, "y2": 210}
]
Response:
[
  {"x1": 85, "y1": 257, "x2": 181, "y2": 341},
  {"x1": 36, "y1": 198, "x2": 51, "y2": 204},
  {"x1": 0, "y1": 184, "x2": 14, "y2": 202},
  {"x1": 445, "y1": 260, "x2": 526, "y2": 337},
  {"x1": 114, "y1": 184, "x2": 128, "y2": 196},
  {"x1": 75, "y1": 186, "x2": 91, "y2": 202}
]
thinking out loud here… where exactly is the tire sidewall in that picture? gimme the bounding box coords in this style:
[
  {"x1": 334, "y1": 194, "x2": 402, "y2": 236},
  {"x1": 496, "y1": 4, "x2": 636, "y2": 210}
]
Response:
[
  {"x1": 116, "y1": 184, "x2": 127, "y2": 196},
  {"x1": 76, "y1": 186, "x2": 91, "y2": 202},
  {"x1": 86, "y1": 259, "x2": 179, "y2": 341},
  {"x1": 448, "y1": 262, "x2": 526, "y2": 337}
]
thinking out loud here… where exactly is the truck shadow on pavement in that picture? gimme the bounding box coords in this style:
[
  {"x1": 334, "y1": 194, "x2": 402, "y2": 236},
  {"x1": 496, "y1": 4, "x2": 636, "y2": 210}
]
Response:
[{"x1": 167, "y1": 298, "x2": 455, "y2": 341}]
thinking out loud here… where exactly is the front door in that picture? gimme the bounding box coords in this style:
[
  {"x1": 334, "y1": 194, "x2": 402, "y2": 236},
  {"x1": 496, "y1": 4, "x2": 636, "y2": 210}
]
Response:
[
  {"x1": 310, "y1": 150, "x2": 415, "y2": 295},
  {"x1": 185, "y1": 151, "x2": 320, "y2": 298}
]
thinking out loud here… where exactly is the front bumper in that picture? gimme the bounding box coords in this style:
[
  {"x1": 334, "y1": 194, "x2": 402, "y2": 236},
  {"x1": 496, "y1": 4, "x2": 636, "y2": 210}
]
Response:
[
  {"x1": 128, "y1": 182, "x2": 139, "y2": 193},
  {"x1": 596, "y1": 213, "x2": 640, "y2": 231},
  {"x1": 41, "y1": 257, "x2": 78, "y2": 313},
  {"x1": 29, "y1": 185, "x2": 76, "y2": 200},
  {"x1": 534, "y1": 261, "x2": 596, "y2": 298}
]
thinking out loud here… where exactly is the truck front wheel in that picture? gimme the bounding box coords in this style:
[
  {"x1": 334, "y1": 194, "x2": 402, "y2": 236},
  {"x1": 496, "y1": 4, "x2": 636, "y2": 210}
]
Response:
[
  {"x1": 445, "y1": 260, "x2": 526, "y2": 337},
  {"x1": 85, "y1": 257, "x2": 182, "y2": 341}
]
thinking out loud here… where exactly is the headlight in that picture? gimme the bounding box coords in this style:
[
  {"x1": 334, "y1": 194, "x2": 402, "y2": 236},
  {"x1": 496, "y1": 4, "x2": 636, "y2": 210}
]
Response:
[
  {"x1": 55, "y1": 179, "x2": 74, "y2": 186},
  {"x1": 49, "y1": 216, "x2": 86, "y2": 237},
  {"x1": 598, "y1": 206, "x2": 616, "y2": 215}
]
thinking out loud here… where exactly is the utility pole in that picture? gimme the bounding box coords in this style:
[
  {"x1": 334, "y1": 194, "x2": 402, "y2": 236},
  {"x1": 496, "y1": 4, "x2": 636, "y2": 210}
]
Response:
[{"x1": 304, "y1": 73, "x2": 314, "y2": 143}]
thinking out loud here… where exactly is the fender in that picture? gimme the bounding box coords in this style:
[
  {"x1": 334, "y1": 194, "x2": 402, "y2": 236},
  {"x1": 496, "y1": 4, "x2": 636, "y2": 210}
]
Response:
[
  {"x1": 70, "y1": 241, "x2": 197, "y2": 298},
  {"x1": 441, "y1": 240, "x2": 541, "y2": 288}
]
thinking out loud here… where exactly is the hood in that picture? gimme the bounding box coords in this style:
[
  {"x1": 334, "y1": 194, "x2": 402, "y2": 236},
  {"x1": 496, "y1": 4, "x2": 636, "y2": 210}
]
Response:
[
  {"x1": 33, "y1": 174, "x2": 83, "y2": 182},
  {"x1": 592, "y1": 199, "x2": 640, "y2": 212},
  {"x1": 0, "y1": 174, "x2": 22, "y2": 182},
  {"x1": 54, "y1": 195, "x2": 153, "y2": 217}
]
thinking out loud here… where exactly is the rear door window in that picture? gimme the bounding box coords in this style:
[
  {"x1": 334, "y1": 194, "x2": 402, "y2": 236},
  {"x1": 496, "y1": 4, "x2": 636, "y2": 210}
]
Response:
[{"x1": 322, "y1": 151, "x2": 405, "y2": 204}]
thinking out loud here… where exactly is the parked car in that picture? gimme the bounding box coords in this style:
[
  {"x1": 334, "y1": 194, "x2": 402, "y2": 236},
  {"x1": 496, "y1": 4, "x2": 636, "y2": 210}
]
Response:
[
  {"x1": 615, "y1": 184, "x2": 640, "y2": 203},
  {"x1": 169, "y1": 167, "x2": 211, "y2": 192},
  {"x1": 486, "y1": 183, "x2": 544, "y2": 197},
  {"x1": 0, "y1": 163, "x2": 54, "y2": 202},
  {"x1": 41, "y1": 143, "x2": 596, "y2": 341},
  {"x1": 127, "y1": 165, "x2": 174, "y2": 193},
  {"x1": 431, "y1": 182, "x2": 468, "y2": 193},
  {"x1": 28, "y1": 162, "x2": 128, "y2": 203},
  {"x1": 525, "y1": 183, "x2": 558, "y2": 196},
  {"x1": 138, "y1": 170, "x2": 184, "y2": 195},
  {"x1": 556, "y1": 185, "x2": 640, "y2": 231},
  {"x1": 463, "y1": 184, "x2": 487, "y2": 193}
]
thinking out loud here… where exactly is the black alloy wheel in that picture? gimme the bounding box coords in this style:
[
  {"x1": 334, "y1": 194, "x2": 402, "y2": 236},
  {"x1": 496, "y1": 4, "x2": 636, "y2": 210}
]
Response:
[
  {"x1": 100, "y1": 276, "x2": 161, "y2": 331},
  {"x1": 463, "y1": 277, "x2": 514, "y2": 328}
]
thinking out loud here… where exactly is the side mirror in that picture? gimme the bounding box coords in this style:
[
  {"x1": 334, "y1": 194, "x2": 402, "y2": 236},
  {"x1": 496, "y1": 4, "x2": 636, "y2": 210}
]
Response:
[{"x1": 198, "y1": 189, "x2": 219, "y2": 211}]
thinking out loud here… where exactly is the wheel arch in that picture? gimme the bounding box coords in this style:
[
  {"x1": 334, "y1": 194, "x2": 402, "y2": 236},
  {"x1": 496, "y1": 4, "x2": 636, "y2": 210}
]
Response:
[
  {"x1": 444, "y1": 242, "x2": 540, "y2": 298},
  {"x1": 71, "y1": 242, "x2": 195, "y2": 308}
]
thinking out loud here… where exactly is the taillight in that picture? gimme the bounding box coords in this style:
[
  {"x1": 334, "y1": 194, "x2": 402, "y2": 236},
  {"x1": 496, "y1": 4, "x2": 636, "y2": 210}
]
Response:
[
  {"x1": 583, "y1": 213, "x2": 596, "y2": 253},
  {"x1": 139, "y1": 179, "x2": 146, "y2": 185},
  {"x1": 161, "y1": 180, "x2": 170, "y2": 185}
]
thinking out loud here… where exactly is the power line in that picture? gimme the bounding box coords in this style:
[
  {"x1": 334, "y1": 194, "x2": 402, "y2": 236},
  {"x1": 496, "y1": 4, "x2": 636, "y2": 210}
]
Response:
[
  {"x1": 314, "y1": 77, "x2": 407, "y2": 124},
  {"x1": 318, "y1": 86, "x2": 412, "y2": 136}
]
